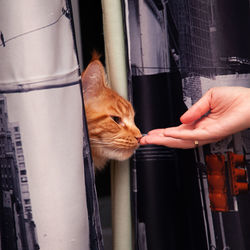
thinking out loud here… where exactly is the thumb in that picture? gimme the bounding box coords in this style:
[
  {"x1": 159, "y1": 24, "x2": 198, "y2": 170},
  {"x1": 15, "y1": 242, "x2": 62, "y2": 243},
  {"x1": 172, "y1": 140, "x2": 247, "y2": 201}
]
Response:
[{"x1": 181, "y1": 89, "x2": 212, "y2": 124}]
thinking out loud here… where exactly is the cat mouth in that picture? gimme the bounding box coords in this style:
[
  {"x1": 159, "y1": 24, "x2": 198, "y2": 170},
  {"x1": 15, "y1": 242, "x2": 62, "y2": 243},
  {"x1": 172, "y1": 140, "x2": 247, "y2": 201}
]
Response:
[{"x1": 90, "y1": 136, "x2": 141, "y2": 162}]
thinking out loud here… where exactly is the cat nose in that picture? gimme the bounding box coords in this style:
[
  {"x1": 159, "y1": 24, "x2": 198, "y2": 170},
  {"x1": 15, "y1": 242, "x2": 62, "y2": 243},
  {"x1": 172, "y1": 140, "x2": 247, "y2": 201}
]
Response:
[{"x1": 135, "y1": 134, "x2": 143, "y2": 143}]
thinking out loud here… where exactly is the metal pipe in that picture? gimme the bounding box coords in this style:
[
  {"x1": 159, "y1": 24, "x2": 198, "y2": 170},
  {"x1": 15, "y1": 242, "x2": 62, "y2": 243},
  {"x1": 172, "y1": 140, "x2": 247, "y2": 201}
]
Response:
[{"x1": 101, "y1": 0, "x2": 132, "y2": 250}]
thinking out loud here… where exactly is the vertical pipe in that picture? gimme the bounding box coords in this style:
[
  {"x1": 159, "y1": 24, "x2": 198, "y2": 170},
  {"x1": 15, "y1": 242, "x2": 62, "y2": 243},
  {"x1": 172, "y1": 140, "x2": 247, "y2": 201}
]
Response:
[
  {"x1": 101, "y1": 0, "x2": 128, "y2": 99},
  {"x1": 101, "y1": 1, "x2": 132, "y2": 250}
]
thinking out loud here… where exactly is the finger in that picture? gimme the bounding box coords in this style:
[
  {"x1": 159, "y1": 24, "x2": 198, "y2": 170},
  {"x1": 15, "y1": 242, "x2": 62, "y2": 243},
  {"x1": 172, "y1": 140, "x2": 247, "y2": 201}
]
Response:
[
  {"x1": 140, "y1": 134, "x2": 192, "y2": 148},
  {"x1": 163, "y1": 126, "x2": 223, "y2": 142},
  {"x1": 140, "y1": 134, "x2": 221, "y2": 149},
  {"x1": 180, "y1": 90, "x2": 212, "y2": 124},
  {"x1": 139, "y1": 134, "x2": 162, "y2": 145},
  {"x1": 140, "y1": 134, "x2": 197, "y2": 148},
  {"x1": 162, "y1": 124, "x2": 195, "y2": 138},
  {"x1": 147, "y1": 129, "x2": 166, "y2": 135},
  {"x1": 163, "y1": 128, "x2": 208, "y2": 141}
]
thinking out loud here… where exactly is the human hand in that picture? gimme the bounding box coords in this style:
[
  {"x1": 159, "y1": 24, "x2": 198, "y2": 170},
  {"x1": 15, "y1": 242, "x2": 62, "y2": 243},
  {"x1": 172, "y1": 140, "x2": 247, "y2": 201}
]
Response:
[{"x1": 140, "y1": 86, "x2": 250, "y2": 148}]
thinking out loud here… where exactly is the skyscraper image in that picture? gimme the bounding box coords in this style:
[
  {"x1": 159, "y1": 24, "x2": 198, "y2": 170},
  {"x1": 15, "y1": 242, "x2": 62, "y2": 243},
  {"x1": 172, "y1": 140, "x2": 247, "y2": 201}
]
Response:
[
  {"x1": 126, "y1": 0, "x2": 250, "y2": 249},
  {"x1": 168, "y1": 1, "x2": 250, "y2": 249},
  {"x1": 0, "y1": 95, "x2": 39, "y2": 250}
]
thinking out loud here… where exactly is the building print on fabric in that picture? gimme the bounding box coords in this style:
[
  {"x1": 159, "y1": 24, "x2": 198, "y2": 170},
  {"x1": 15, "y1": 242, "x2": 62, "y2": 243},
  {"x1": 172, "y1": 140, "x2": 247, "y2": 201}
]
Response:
[
  {"x1": 0, "y1": 1, "x2": 90, "y2": 249},
  {"x1": 168, "y1": 1, "x2": 250, "y2": 249},
  {"x1": 168, "y1": 0, "x2": 250, "y2": 105},
  {"x1": 0, "y1": 7, "x2": 70, "y2": 48},
  {"x1": 168, "y1": 0, "x2": 250, "y2": 149},
  {"x1": 127, "y1": 1, "x2": 250, "y2": 249},
  {"x1": 0, "y1": 95, "x2": 39, "y2": 250}
]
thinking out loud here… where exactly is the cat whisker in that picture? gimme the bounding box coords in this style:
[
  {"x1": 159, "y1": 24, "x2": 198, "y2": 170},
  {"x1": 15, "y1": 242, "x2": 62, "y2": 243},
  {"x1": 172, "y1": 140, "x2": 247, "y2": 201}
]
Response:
[
  {"x1": 90, "y1": 137, "x2": 120, "y2": 144},
  {"x1": 91, "y1": 138, "x2": 137, "y2": 145},
  {"x1": 90, "y1": 141, "x2": 113, "y2": 146}
]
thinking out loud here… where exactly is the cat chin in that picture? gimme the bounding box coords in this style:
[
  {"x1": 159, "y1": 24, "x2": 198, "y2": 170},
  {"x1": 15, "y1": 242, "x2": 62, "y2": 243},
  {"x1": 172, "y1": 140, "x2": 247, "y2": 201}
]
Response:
[
  {"x1": 92, "y1": 147, "x2": 137, "y2": 170},
  {"x1": 104, "y1": 148, "x2": 136, "y2": 161}
]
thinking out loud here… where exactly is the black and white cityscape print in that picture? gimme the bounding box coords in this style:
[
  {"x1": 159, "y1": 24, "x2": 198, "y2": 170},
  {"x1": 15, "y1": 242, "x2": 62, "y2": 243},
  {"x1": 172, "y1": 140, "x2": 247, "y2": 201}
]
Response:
[
  {"x1": 0, "y1": 96, "x2": 39, "y2": 250},
  {"x1": 126, "y1": 0, "x2": 250, "y2": 249},
  {"x1": 0, "y1": 0, "x2": 89, "y2": 250}
]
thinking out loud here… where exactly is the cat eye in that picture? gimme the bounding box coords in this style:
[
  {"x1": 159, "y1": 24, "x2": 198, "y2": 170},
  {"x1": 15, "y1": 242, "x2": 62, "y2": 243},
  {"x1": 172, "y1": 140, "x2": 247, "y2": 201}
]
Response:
[{"x1": 110, "y1": 116, "x2": 123, "y2": 125}]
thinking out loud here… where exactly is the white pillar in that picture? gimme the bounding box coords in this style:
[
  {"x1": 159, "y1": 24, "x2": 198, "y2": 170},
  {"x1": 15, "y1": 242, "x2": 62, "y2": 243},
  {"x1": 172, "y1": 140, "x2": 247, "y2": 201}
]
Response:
[{"x1": 101, "y1": 0, "x2": 132, "y2": 249}]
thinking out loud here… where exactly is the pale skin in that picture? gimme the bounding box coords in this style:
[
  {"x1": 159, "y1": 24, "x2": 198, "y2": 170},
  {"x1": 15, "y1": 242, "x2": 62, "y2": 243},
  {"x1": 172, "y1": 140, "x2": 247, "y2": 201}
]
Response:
[{"x1": 140, "y1": 86, "x2": 250, "y2": 148}]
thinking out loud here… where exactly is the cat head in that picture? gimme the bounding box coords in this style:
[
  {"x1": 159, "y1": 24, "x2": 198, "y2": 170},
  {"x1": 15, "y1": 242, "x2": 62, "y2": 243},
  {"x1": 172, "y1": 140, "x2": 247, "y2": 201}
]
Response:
[{"x1": 81, "y1": 57, "x2": 142, "y2": 170}]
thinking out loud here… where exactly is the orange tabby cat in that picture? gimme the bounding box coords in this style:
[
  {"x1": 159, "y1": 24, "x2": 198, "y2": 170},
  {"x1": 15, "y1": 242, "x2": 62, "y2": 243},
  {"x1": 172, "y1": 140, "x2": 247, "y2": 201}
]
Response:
[{"x1": 81, "y1": 54, "x2": 142, "y2": 170}]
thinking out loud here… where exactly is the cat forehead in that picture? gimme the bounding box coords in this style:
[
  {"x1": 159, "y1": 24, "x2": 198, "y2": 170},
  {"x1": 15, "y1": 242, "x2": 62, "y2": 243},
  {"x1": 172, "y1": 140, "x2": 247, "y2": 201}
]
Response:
[
  {"x1": 105, "y1": 92, "x2": 134, "y2": 116},
  {"x1": 109, "y1": 103, "x2": 133, "y2": 118}
]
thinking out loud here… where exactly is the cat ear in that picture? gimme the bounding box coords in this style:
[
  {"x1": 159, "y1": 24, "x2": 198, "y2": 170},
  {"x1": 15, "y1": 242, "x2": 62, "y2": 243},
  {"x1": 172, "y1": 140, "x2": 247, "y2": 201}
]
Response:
[{"x1": 81, "y1": 60, "x2": 106, "y2": 101}]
